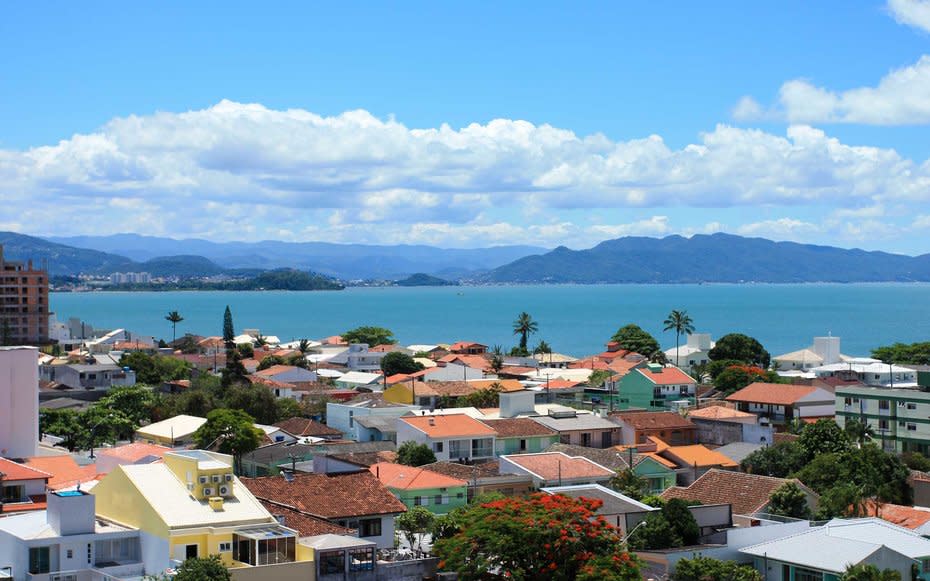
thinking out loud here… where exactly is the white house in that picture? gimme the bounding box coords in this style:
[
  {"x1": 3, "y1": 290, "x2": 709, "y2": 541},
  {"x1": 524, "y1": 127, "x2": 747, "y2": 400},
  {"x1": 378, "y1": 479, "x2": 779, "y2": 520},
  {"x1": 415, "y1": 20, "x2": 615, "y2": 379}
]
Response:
[
  {"x1": 774, "y1": 336, "x2": 852, "y2": 371},
  {"x1": 334, "y1": 371, "x2": 383, "y2": 390},
  {"x1": 396, "y1": 414, "x2": 497, "y2": 462},
  {"x1": 326, "y1": 344, "x2": 387, "y2": 372},
  {"x1": 663, "y1": 333, "x2": 715, "y2": 373},
  {"x1": 326, "y1": 398, "x2": 418, "y2": 440},
  {"x1": 0, "y1": 347, "x2": 38, "y2": 459},
  {"x1": 812, "y1": 358, "x2": 917, "y2": 388}
]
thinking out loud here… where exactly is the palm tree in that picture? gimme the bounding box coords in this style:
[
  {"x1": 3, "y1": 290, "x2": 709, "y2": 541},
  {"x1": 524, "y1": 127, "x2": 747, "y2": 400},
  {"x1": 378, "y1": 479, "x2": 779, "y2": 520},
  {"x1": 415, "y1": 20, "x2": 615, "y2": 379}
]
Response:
[
  {"x1": 663, "y1": 309, "x2": 695, "y2": 368},
  {"x1": 840, "y1": 563, "x2": 902, "y2": 581},
  {"x1": 297, "y1": 338, "x2": 311, "y2": 355},
  {"x1": 512, "y1": 312, "x2": 539, "y2": 356},
  {"x1": 165, "y1": 310, "x2": 184, "y2": 344},
  {"x1": 489, "y1": 345, "x2": 505, "y2": 374}
]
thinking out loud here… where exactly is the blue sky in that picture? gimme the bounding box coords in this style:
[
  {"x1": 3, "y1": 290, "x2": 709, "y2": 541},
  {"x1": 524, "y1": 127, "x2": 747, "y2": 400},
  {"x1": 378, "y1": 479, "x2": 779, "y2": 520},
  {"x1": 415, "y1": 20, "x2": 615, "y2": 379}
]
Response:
[{"x1": 3, "y1": 1, "x2": 930, "y2": 252}]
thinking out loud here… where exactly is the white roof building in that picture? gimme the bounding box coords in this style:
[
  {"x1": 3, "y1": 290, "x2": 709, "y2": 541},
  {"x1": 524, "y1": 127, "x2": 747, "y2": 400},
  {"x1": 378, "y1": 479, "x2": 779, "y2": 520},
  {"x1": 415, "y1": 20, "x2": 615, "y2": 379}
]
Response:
[{"x1": 134, "y1": 414, "x2": 207, "y2": 446}]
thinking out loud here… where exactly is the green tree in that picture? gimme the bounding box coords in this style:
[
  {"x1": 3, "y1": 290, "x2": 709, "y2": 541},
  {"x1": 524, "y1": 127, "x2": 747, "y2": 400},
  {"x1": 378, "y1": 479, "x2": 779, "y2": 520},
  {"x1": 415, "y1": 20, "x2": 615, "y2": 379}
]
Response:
[
  {"x1": 767, "y1": 482, "x2": 811, "y2": 519},
  {"x1": 396, "y1": 441, "x2": 437, "y2": 467},
  {"x1": 174, "y1": 555, "x2": 231, "y2": 581},
  {"x1": 256, "y1": 355, "x2": 285, "y2": 371},
  {"x1": 840, "y1": 563, "x2": 902, "y2": 581},
  {"x1": 381, "y1": 351, "x2": 425, "y2": 376},
  {"x1": 673, "y1": 556, "x2": 762, "y2": 581},
  {"x1": 845, "y1": 418, "x2": 876, "y2": 446},
  {"x1": 193, "y1": 409, "x2": 262, "y2": 473},
  {"x1": 798, "y1": 418, "x2": 850, "y2": 460},
  {"x1": 627, "y1": 512, "x2": 681, "y2": 550},
  {"x1": 222, "y1": 305, "x2": 235, "y2": 348},
  {"x1": 297, "y1": 338, "x2": 312, "y2": 355},
  {"x1": 165, "y1": 310, "x2": 184, "y2": 343},
  {"x1": 901, "y1": 451, "x2": 930, "y2": 472},
  {"x1": 816, "y1": 482, "x2": 867, "y2": 519},
  {"x1": 119, "y1": 352, "x2": 192, "y2": 385},
  {"x1": 433, "y1": 493, "x2": 640, "y2": 581},
  {"x1": 458, "y1": 384, "x2": 503, "y2": 408},
  {"x1": 97, "y1": 386, "x2": 158, "y2": 431},
  {"x1": 708, "y1": 333, "x2": 771, "y2": 368},
  {"x1": 512, "y1": 311, "x2": 539, "y2": 356},
  {"x1": 489, "y1": 344, "x2": 505, "y2": 374},
  {"x1": 275, "y1": 397, "x2": 303, "y2": 421},
  {"x1": 610, "y1": 324, "x2": 660, "y2": 358},
  {"x1": 39, "y1": 409, "x2": 87, "y2": 451},
  {"x1": 343, "y1": 326, "x2": 396, "y2": 346},
  {"x1": 713, "y1": 365, "x2": 779, "y2": 396},
  {"x1": 396, "y1": 506, "x2": 436, "y2": 555},
  {"x1": 662, "y1": 498, "x2": 700, "y2": 545},
  {"x1": 740, "y1": 441, "x2": 807, "y2": 478},
  {"x1": 871, "y1": 342, "x2": 930, "y2": 366},
  {"x1": 609, "y1": 469, "x2": 649, "y2": 500},
  {"x1": 223, "y1": 384, "x2": 280, "y2": 425},
  {"x1": 588, "y1": 369, "x2": 613, "y2": 388},
  {"x1": 795, "y1": 444, "x2": 911, "y2": 506},
  {"x1": 533, "y1": 340, "x2": 552, "y2": 355},
  {"x1": 663, "y1": 310, "x2": 695, "y2": 368}
]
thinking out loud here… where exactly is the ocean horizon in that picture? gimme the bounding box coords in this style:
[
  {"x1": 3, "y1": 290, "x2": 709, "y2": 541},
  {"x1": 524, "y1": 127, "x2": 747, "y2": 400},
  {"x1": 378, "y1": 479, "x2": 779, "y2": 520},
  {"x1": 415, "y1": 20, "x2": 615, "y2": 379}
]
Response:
[{"x1": 49, "y1": 283, "x2": 930, "y2": 358}]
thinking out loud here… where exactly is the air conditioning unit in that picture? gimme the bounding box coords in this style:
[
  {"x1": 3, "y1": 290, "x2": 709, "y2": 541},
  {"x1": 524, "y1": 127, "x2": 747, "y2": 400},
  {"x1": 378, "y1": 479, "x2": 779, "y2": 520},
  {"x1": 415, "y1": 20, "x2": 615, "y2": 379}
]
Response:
[
  {"x1": 225, "y1": 474, "x2": 233, "y2": 482},
  {"x1": 212, "y1": 475, "x2": 221, "y2": 483},
  {"x1": 199, "y1": 476, "x2": 208, "y2": 484},
  {"x1": 203, "y1": 487, "x2": 214, "y2": 496},
  {"x1": 219, "y1": 485, "x2": 230, "y2": 496}
]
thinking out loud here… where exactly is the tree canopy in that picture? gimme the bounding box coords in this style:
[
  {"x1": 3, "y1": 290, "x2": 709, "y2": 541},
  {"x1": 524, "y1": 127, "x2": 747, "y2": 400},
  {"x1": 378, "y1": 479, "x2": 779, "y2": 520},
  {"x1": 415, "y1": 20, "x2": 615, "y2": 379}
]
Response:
[
  {"x1": 713, "y1": 364, "x2": 781, "y2": 396},
  {"x1": 343, "y1": 326, "x2": 396, "y2": 346},
  {"x1": 193, "y1": 408, "x2": 262, "y2": 467},
  {"x1": 396, "y1": 441, "x2": 437, "y2": 467},
  {"x1": 512, "y1": 312, "x2": 539, "y2": 356},
  {"x1": 767, "y1": 482, "x2": 812, "y2": 519},
  {"x1": 673, "y1": 556, "x2": 762, "y2": 581},
  {"x1": 627, "y1": 498, "x2": 699, "y2": 550},
  {"x1": 708, "y1": 333, "x2": 771, "y2": 368},
  {"x1": 840, "y1": 563, "x2": 902, "y2": 581},
  {"x1": 610, "y1": 324, "x2": 660, "y2": 357},
  {"x1": 663, "y1": 310, "x2": 695, "y2": 367},
  {"x1": 119, "y1": 351, "x2": 192, "y2": 385},
  {"x1": 432, "y1": 493, "x2": 640, "y2": 581},
  {"x1": 871, "y1": 342, "x2": 930, "y2": 365},
  {"x1": 173, "y1": 555, "x2": 231, "y2": 581},
  {"x1": 381, "y1": 351, "x2": 425, "y2": 376}
]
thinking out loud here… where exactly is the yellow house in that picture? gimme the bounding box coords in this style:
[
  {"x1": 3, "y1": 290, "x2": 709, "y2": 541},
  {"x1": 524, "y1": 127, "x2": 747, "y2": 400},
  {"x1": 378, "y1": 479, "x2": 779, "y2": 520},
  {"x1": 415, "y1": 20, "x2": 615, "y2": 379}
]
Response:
[
  {"x1": 91, "y1": 450, "x2": 314, "y2": 572},
  {"x1": 383, "y1": 379, "x2": 524, "y2": 406}
]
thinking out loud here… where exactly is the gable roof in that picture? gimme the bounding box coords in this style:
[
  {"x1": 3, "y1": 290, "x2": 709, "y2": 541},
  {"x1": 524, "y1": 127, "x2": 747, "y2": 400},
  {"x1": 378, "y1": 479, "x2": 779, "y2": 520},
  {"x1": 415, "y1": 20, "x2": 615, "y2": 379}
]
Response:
[
  {"x1": 545, "y1": 443, "x2": 632, "y2": 471},
  {"x1": 94, "y1": 442, "x2": 172, "y2": 465},
  {"x1": 726, "y1": 382, "x2": 830, "y2": 406},
  {"x1": 0, "y1": 457, "x2": 52, "y2": 482},
  {"x1": 610, "y1": 411, "x2": 695, "y2": 431},
  {"x1": 258, "y1": 500, "x2": 355, "y2": 537},
  {"x1": 22, "y1": 455, "x2": 97, "y2": 489},
  {"x1": 274, "y1": 417, "x2": 342, "y2": 438},
  {"x1": 661, "y1": 469, "x2": 812, "y2": 516},
  {"x1": 659, "y1": 443, "x2": 739, "y2": 469},
  {"x1": 420, "y1": 460, "x2": 515, "y2": 481},
  {"x1": 634, "y1": 366, "x2": 696, "y2": 385},
  {"x1": 480, "y1": 418, "x2": 558, "y2": 438},
  {"x1": 501, "y1": 452, "x2": 614, "y2": 482},
  {"x1": 686, "y1": 406, "x2": 757, "y2": 421},
  {"x1": 242, "y1": 470, "x2": 406, "y2": 518},
  {"x1": 541, "y1": 484, "x2": 658, "y2": 515},
  {"x1": 863, "y1": 500, "x2": 930, "y2": 533},
  {"x1": 400, "y1": 413, "x2": 497, "y2": 438},
  {"x1": 369, "y1": 462, "x2": 467, "y2": 490}
]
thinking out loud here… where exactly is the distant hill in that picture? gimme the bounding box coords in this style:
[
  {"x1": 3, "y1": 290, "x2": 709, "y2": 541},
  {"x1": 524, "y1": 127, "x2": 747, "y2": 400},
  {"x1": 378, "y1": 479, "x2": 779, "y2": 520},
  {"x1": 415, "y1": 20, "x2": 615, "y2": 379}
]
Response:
[
  {"x1": 395, "y1": 273, "x2": 458, "y2": 287},
  {"x1": 0, "y1": 231, "x2": 134, "y2": 275},
  {"x1": 48, "y1": 233, "x2": 547, "y2": 280},
  {"x1": 138, "y1": 255, "x2": 226, "y2": 277},
  {"x1": 484, "y1": 233, "x2": 930, "y2": 283}
]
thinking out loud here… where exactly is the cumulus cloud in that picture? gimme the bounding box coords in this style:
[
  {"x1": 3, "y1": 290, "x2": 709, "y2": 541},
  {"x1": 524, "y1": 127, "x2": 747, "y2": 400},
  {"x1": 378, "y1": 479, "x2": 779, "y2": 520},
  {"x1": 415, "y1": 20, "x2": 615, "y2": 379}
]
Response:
[
  {"x1": 2, "y1": 100, "x2": 930, "y2": 246},
  {"x1": 889, "y1": 0, "x2": 930, "y2": 32}
]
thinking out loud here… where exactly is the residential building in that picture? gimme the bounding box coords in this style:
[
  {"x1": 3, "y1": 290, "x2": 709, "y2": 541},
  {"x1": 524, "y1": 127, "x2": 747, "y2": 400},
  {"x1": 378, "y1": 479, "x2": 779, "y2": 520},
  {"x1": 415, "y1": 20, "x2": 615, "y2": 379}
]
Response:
[
  {"x1": 480, "y1": 418, "x2": 560, "y2": 455},
  {"x1": 241, "y1": 470, "x2": 406, "y2": 549},
  {"x1": 499, "y1": 452, "x2": 615, "y2": 487},
  {"x1": 812, "y1": 358, "x2": 918, "y2": 388},
  {"x1": 835, "y1": 386, "x2": 930, "y2": 454},
  {"x1": 448, "y1": 341, "x2": 487, "y2": 355},
  {"x1": 420, "y1": 460, "x2": 534, "y2": 500},
  {"x1": 327, "y1": 343, "x2": 387, "y2": 372},
  {"x1": 773, "y1": 335, "x2": 849, "y2": 371},
  {"x1": 540, "y1": 484, "x2": 658, "y2": 534},
  {"x1": 134, "y1": 414, "x2": 207, "y2": 447},
  {"x1": 274, "y1": 417, "x2": 342, "y2": 441},
  {"x1": 862, "y1": 500, "x2": 930, "y2": 536},
  {"x1": 333, "y1": 371, "x2": 383, "y2": 390},
  {"x1": 0, "y1": 490, "x2": 147, "y2": 580},
  {"x1": 662, "y1": 469, "x2": 818, "y2": 523},
  {"x1": 39, "y1": 361, "x2": 137, "y2": 391},
  {"x1": 369, "y1": 462, "x2": 468, "y2": 514},
  {"x1": 93, "y1": 442, "x2": 172, "y2": 475},
  {"x1": 609, "y1": 410, "x2": 697, "y2": 446},
  {"x1": 396, "y1": 414, "x2": 497, "y2": 462},
  {"x1": 0, "y1": 245, "x2": 49, "y2": 345},
  {"x1": 740, "y1": 518, "x2": 930, "y2": 581},
  {"x1": 91, "y1": 450, "x2": 306, "y2": 570},
  {"x1": 0, "y1": 346, "x2": 38, "y2": 459},
  {"x1": 22, "y1": 455, "x2": 98, "y2": 491},
  {"x1": 0, "y1": 458, "x2": 50, "y2": 516},
  {"x1": 252, "y1": 364, "x2": 318, "y2": 388},
  {"x1": 713, "y1": 441, "x2": 765, "y2": 465},
  {"x1": 726, "y1": 382, "x2": 834, "y2": 424},
  {"x1": 528, "y1": 410, "x2": 622, "y2": 449},
  {"x1": 617, "y1": 363, "x2": 697, "y2": 410},
  {"x1": 687, "y1": 405, "x2": 774, "y2": 446},
  {"x1": 545, "y1": 443, "x2": 677, "y2": 494},
  {"x1": 663, "y1": 333, "x2": 714, "y2": 373},
  {"x1": 643, "y1": 437, "x2": 739, "y2": 485}
]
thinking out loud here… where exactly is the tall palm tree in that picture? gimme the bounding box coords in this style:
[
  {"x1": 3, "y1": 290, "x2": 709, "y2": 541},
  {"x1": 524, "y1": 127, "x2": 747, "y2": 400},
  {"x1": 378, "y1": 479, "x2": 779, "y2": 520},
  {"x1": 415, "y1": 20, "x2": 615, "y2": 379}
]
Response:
[
  {"x1": 297, "y1": 338, "x2": 311, "y2": 355},
  {"x1": 512, "y1": 312, "x2": 539, "y2": 355},
  {"x1": 165, "y1": 310, "x2": 184, "y2": 344},
  {"x1": 489, "y1": 345, "x2": 505, "y2": 374},
  {"x1": 663, "y1": 309, "x2": 694, "y2": 368}
]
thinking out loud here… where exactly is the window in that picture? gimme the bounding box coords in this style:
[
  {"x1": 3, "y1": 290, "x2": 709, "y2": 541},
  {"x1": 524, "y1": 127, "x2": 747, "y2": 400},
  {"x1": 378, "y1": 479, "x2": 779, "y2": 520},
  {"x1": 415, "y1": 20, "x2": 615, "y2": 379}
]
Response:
[
  {"x1": 319, "y1": 550, "x2": 344, "y2": 575},
  {"x1": 908, "y1": 403, "x2": 918, "y2": 410},
  {"x1": 794, "y1": 567, "x2": 824, "y2": 581},
  {"x1": 413, "y1": 496, "x2": 424, "y2": 506},
  {"x1": 434, "y1": 495, "x2": 449, "y2": 505},
  {"x1": 900, "y1": 420, "x2": 906, "y2": 427},
  {"x1": 359, "y1": 518, "x2": 382, "y2": 538},
  {"x1": 879, "y1": 400, "x2": 890, "y2": 410},
  {"x1": 879, "y1": 419, "x2": 889, "y2": 430},
  {"x1": 66, "y1": 549, "x2": 74, "y2": 559},
  {"x1": 908, "y1": 423, "x2": 918, "y2": 431},
  {"x1": 853, "y1": 398, "x2": 860, "y2": 404},
  {"x1": 2, "y1": 484, "x2": 25, "y2": 502},
  {"x1": 581, "y1": 433, "x2": 592, "y2": 446},
  {"x1": 519, "y1": 439, "x2": 527, "y2": 451},
  {"x1": 219, "y1": 542, "x2": 232, "y2": 552},
  {"x1": 434, "y1": 441, "x2": 444, "y2": 453},
  {"x1": 29, "y1": 547, "x2": 50, "y2": 574},
  {"x1": 349, "y1": 548, "x2": 374, "y2": 572}
]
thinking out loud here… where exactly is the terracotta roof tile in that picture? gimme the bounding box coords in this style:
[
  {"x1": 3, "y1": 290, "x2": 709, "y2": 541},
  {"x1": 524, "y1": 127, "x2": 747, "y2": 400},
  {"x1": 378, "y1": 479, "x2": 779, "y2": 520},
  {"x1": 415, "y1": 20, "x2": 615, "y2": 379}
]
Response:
[
  {"x1": 22, "y1": 456, "x2": 97, "y2": 489},
  {"x1": 370, "y1": 462, "x2": 468, "y2": 490},
  {"x1": 687, "y1": 406, "x2": 756, "y2": 421},
  {"x1": 259, "y1": 500, "x2": 355, "y2": 537},
  {"x1": 93, "y1": 442, "x2": 171, "y2": 464},
  {"x1": 274, "y1": 417, "x2": 342, "y2": 438},
  {"x1": 480, "y1": 418, "x2": 557, "y2": 438},
  {"x1": 660, "y1": 444, "x2": 739, "y2": 469},
  {"x1": 725, "y1": 382, "x2": 819, "y2": 405},
  {"x1": 0, "y1": 457, "x2": 52, "y2": 482},
  {"x1": 502, "y1": 452, "x2": 614, "y2": 481},
  {"x1": 242, "y1": 470, "x2": 406, "y2": 518},
  {"x1": 661, "y1": 469, "x2": 812, "y2": 515},
  {"x1": 400, "y1": 414, "x2": 497, "y2": 438},
  {"x1": 636, "y1": 366, "x2": 696, "y2": 385},
  {"x1": 610, "y1": 411, "x2": 696, "y2": 430},
  {"x1": 862, "y1": 500, "x2": 930, "y2": 530},
  {"x1": 420, "y1": 460, "x2": 505, "y2": 480}
]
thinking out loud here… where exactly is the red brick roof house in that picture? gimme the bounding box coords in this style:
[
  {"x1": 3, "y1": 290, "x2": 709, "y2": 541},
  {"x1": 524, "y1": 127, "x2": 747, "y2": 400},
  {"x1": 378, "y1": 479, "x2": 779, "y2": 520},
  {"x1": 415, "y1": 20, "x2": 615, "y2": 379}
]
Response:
[
  {"x1": 725, "y1": 382, "x2": 834, "y2": 424},
  {"x1": 274, "y1": 417, "x2": 343, "y2": 440},
  {"x1": 0, "y1": 457, "x2": 51, "y2": 515},
  {"x1": 661, "y1": 469, "x2": 817, "y2": 519},
  {"x1": 610, "y1": 410, "x2": 698, "y2": 445}
]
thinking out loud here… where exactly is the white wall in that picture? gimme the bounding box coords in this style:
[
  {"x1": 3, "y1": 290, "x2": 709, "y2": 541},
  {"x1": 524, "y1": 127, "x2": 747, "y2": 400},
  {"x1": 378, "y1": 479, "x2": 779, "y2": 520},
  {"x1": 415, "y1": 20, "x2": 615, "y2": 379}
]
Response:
[
  {"x1": 0, "y1": 347, "x2": 38, "y2": 458},
  {"x1": 428, "y1": 364, "x2": 483, "y2": 382}
]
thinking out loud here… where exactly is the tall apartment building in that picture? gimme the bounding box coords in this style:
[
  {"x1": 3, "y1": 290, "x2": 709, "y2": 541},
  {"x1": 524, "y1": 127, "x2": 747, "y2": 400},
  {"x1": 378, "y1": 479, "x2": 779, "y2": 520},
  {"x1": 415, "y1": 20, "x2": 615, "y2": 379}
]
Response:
[{"x1": 0, "y1": 244, "x2": 49, "y2": 345}]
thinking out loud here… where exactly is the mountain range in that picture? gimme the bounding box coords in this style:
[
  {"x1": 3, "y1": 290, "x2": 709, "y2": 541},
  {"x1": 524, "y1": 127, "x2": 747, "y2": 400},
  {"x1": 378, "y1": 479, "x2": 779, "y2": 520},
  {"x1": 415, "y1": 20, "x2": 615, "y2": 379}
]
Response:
[{"x1": 5, "y1": 230, "x2": 930, "y2": 283}]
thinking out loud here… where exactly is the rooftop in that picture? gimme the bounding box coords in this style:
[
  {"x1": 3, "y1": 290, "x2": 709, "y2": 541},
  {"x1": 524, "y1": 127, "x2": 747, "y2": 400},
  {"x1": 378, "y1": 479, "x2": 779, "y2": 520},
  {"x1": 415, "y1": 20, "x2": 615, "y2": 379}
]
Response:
[
  {"x1": 479, "y1": 418, "x2": 558, "y2": 438},
  {"x1": 686, "y1": 406, "x2": 757, "y2": 421},
  {"x1": 610, "y1": 410, "x2": 695, "y2": 431},
  {"x1": 529, "y1": 413, "x2": 621, "y2": 432},
  {"x1": 501, "y1": 452, "x2": 614, "y2": 482},
  {"x1": 369, "y1": 462, "x2": 468, "y2": 491},
  {"x1": 93, "y1": 442, "x2": 172, "y2": 464},
  {"x1": 0, "y1": 457, "x2": 52, "y2": 482},
  {"x1": 22, "y1": 455, "x2": 98, "y2": 489},
  {"x1": 242, "y1": 470, "x2": 406, "y2": 519},
  {"x1": 541, "y1": 484, "x2": 657, "y2": 515},
  {"x1": 725, "y1": 382, "x2": 830, "y2": 406},
  {"x1": 274, "y1": 417, "x2": 342, "y2": 438},
  {"x1": 635, "y1": 366, "x2": 696, "y2": 385},
  {"x1": 135, "y1": 414, "x2": 207, "y2": 440},
  {"x1": 400, "y1": 413, "x2": 497, "y2": 438},
  {"x1": 662, "y1": 469, "x2": 811, "y2": 516},
  {"x1": 259, "y1": 500, "x2": 355, "y2": 537},
  {"x1": 0, "y1": 509, "x2": 134, "y2": 540}
]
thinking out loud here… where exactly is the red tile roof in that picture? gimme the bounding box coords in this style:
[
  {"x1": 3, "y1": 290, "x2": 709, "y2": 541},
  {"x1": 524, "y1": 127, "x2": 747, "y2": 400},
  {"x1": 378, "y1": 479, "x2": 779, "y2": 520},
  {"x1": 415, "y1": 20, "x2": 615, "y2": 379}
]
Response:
[
  {"x1": 610, "y1": 411, "x2": 696, "y2": 431},
  {"x1": 258, "y1": 500, "x2": 355, "y2": 537},
  {"x1": 370, "y1": 462, "x2": 468, "y2": 490},
  {"x1": 449, "y1": 341, "x2": 487, "y2": 352},
  {"x1": 22, "y1": 456, "x2": 97, "y2": 489},
  {"x1": 862, "y1": 500, "x2": 930, "y2": 530},
  {"x1": 94, "y1": 442, "x2": 171, "y2": 464},
  {"x1": 274, "y1": 417, "x2": 342, "y2": 438},
  {"x1": 247, "y1": 374, "x2": 295, "y2": 389},
  {"x1": 725, "y1": 382, "x2": 820, "y2": 406},
  {"x1": 0, "y1": 457, "x2": 52, "y2": 482},
  {"x1": 480, "y1": 418, "x2": 558, "y2": 438},
  {"x1": 636, "y1": 366, "x2": 696, "y2": 385},
  {"x1": 661, "y1": 469, "x2": 813, "y2": 515},
  {"x1": 686, "y1": 406, "x2": 756, "y2": 421},
  {"x1": 502, "y1": 452, "x2": 614, "y2": 481},
  {"x1": 400, "y1": 414, "x2": 497, "y2": 438},
  {"x1": 242, "y1": 470, "x2": 407, "y2": 518}
]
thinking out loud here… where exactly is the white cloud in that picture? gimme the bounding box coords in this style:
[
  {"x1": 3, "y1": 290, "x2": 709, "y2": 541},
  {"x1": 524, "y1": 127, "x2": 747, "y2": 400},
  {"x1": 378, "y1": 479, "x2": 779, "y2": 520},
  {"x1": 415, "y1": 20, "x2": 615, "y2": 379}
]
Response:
[
  {"x1": 2, "y1": 101, "x2": 930, "y2": 246},
  {"x1": 736, "y1": 218, "x2": 820, "y2": 240},
  {"x1": 889, "y1": 0, "x2": 930, "y2": 33},
  {"x1": 731, "y1": 96, "x2": 766, "y2": 121}
]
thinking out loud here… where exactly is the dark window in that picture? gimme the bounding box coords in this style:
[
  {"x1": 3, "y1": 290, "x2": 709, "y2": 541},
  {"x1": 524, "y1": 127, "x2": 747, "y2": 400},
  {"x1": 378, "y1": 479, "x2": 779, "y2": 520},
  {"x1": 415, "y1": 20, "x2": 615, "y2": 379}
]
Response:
[
  {"x1": 359, "y1": 518, "x2": 382, "y2": 538},
  {"x1": 349, "y1": 548, "x2": 374, "y2": 572},
  {"x1": 519, "y1": 439, "x2": 527, "y2": 451},
  {"x1": 581, "y1": 432, "x2": 591, "y2": 446},
  {"x1": 29, "y1": 547, "x2": 50, "y2": 574},
  {"x1": 601, "y1": 431, "x2": 612, "y2": 448},
  {"x1": 320, "y1": 550, "x2": 344, "y2": 575},
  {"x1": 185, "y1": 544, "x2": 198, "y2": 559},
  {"x1": 879, "y1": 400, "x2": 890, "y2": 410}
]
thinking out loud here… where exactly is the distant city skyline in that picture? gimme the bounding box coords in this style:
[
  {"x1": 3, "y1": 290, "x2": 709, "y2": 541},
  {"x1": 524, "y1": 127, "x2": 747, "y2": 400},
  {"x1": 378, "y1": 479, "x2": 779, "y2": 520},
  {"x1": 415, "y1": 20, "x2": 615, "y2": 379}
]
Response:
[{"x1": 3, "y1": 1, "x2": 930, "y2": 252}]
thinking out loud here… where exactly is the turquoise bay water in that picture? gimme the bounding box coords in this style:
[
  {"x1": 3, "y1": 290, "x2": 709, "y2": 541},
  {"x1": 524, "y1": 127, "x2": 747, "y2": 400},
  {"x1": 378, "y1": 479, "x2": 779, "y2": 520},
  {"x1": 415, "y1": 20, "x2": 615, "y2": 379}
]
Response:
[{"x1": 50, "y1": 284, "x2": 930, "y2": 358}]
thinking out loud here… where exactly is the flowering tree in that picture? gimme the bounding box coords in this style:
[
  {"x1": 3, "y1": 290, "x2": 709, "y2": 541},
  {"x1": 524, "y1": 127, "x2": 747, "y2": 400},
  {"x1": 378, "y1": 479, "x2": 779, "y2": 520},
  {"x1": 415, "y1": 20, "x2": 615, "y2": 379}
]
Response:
[{"x1": 432, "y1": 493, "x2": 640, "y2": 581}]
